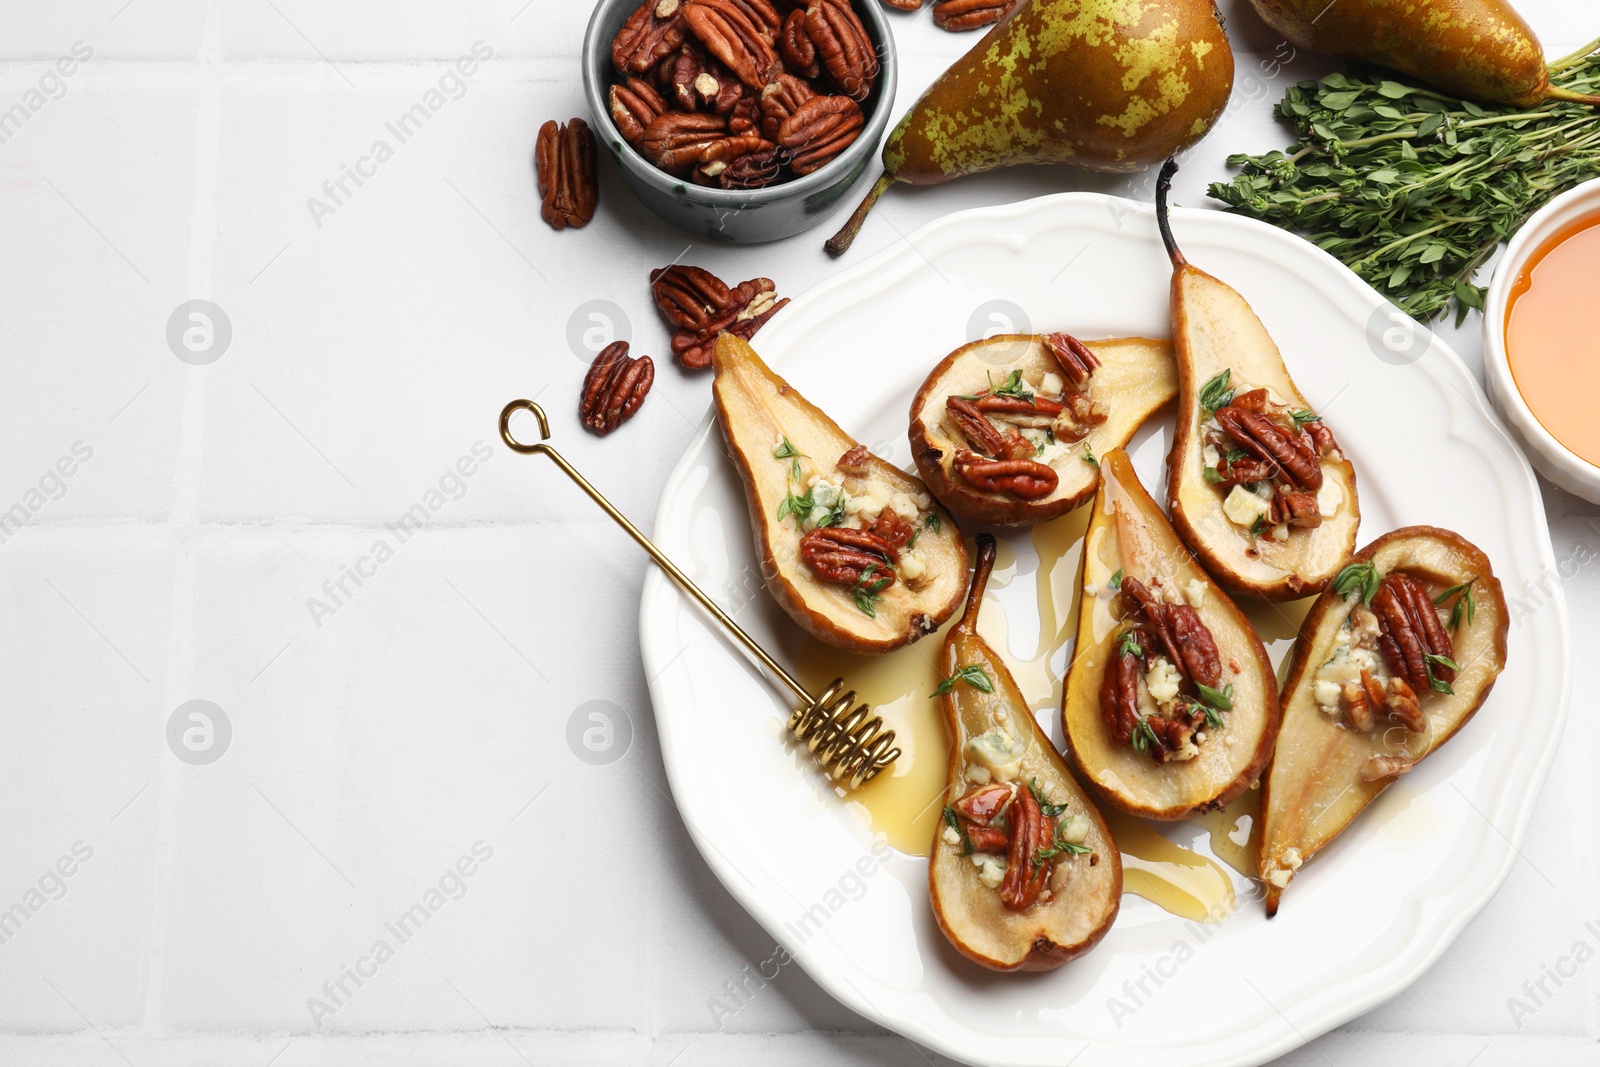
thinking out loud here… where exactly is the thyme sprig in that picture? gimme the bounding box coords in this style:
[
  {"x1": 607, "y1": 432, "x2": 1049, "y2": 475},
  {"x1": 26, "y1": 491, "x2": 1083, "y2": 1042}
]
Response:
[{"x1": 1209, "y1": 41, "x2": 1600, "y2": 324}]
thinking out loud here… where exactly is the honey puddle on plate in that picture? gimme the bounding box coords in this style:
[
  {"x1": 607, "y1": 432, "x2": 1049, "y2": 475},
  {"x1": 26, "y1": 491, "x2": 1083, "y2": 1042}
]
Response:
[{"x1": 793, "y1": 522, "x2": 1243, "y2": 922}]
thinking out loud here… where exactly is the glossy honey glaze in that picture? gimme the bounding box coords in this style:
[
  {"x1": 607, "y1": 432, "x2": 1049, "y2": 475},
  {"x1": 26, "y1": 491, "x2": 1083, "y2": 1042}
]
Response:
[
  {"x1": 1505, "y1": 211, "x2": 1600, "y2": 465},
  {"x1": 794, "y1": 525, "x2": 1242, "y2": 922}
]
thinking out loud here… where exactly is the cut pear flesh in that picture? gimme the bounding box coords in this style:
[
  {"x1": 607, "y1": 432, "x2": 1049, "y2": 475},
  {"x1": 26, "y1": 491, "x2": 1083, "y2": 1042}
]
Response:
[
  {"x1": 910, "y1": 334, "x2": 1176, "y2": 526},
  {"x1": 712, "y1": 333, "x2": 967, "y2": 654},
  {"x1": 1061, "y1": 449, "x2": 1280, "y2": 820},
  {"x1": 1259, "y1": 526, "x2": 1509, "y2": 915},
  {"x1": 1156, "y1": 161, "x2": 1360, "y2": 600},
  {"x1": 930, "y1": 535, "x2": 1121, "y2": 972}
]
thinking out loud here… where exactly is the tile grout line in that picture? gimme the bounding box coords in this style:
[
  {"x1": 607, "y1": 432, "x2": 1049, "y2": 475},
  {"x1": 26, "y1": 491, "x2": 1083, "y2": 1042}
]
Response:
[{"x1": 141, "y1": 0, "x2": 225, "y2": 1038}]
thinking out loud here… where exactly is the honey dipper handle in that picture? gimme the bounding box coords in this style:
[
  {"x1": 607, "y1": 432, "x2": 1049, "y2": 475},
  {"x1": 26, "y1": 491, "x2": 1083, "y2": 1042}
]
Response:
[{"x1": 499, "y1": 399, "x2": 813, "y2": 705}]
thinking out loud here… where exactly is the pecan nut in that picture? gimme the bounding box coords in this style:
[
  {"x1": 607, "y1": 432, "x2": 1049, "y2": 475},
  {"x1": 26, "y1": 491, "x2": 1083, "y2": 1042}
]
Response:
[
  {"x1": 640, "y1": 112, "x2": 728, "y2": 174},
  {"x1": 1372, "y1": 573, "x2": 1453, "y2": 693},
  {"x1": 881, "y1": 0, "x2": 923, "y2": 9},
  {"x1": 719, "y1": 145, "x2": 784, "y2": 187},
  {"x1": 1269, "y1": 488, "x2": 1322, "y2": 528},
  {"x1": 802, "y1": 0, "x2": 878, "y2": 101},
  {"x1": 952, "y1": 450, "x2": 1059, "y2": 500},
  {"x1": 613, "y1": 0, "x2": 687, "y2": 74},
  {"x1": 778, "y1": 9, "x2": 820, "y2": 79},
  {"x1": 954, "y1": 783, "x2": 1013, "y2": 826},
  {"x1": 672, "y1": 276, "x2": 789, "y2": 368},
  {"x1": 1122, "y1": 577, "x2": 1221, "y2": 687},
  {"x1": 944, "y1": 396, "x2": 1035, "y2": 461},
  {"x1": 998, "y1": 780, "x2": 1049, "y2": 911},
  {"x1": 580, "y1": 342, "x2": 655, "y2": 434},
  {"x1": 652, "y1": 266, "x2": 789, "y2": 369},
  {"x1": 535, "y1": 118, "x2": 598, "y2": 231},
  {"x1": 778, "y1": 94, "x2": 863, "y2": 175},
  {"x1": 650, "y1": 263, "x2": 732, "y2": 332},
  {"x1": 799, "y1": 527, "x2": 898, "y2": 585},
  {"x1": 1215, "y1": 405, "x2": 1322, "y2": 490},
  {"x1": 1099, "y1": 636, "x2": 1142, "y2": 747},
  {"x1": 932, "y1": 0, "x2": 1017, "y2": 31},
  {"x1": 760, "y1": 72, "x2": 818, "y2": 140},
  {"x1": 609, "y1": 78, "x2": 669, "y2": 146},
  {"x1": 1043, "y1": 332, "x2": 1101, "y2": 388},
  {"x1": 682, "y1": 0, "x2": 782, "y2": 90}
]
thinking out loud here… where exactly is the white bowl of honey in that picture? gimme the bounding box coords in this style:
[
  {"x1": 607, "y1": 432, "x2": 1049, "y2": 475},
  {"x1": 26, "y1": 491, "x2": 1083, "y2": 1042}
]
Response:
[{"x1": 1485, "y1": 178, "x2": 1600, "y2": 504}]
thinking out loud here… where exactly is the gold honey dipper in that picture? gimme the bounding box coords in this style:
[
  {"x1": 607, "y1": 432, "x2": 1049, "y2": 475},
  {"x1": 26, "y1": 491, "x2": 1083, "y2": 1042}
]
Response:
[{"x1": 499, "y1": 398, "x2": 900, "y2": 789}]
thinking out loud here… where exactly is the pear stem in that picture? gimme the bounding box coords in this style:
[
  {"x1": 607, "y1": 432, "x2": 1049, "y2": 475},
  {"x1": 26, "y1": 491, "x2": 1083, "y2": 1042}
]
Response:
[
  {"x1": 958, "y1": 533, "x2": 996, "y2": 631},
  {"x1": 1545, "y1": 85, "x2": 1600, "y2": 107},
  {"x1": 1154, "y1": 157, "x2": 1185, "y2": 269},
  {"x1": 825, "y1": 171, "x2": 894, "y2": 258}
]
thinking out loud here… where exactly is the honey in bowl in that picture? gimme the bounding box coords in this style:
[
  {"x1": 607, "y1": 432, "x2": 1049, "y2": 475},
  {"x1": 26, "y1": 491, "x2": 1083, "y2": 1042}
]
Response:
[{"x1": 1505, "y1": 211, "x2": 1600, "y2": 465}]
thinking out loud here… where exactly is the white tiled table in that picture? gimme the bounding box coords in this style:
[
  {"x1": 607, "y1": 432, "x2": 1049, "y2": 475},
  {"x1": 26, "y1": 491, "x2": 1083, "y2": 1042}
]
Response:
[{"x1": 1, "y1": 1, "x2": 1594, "y2": 1064}]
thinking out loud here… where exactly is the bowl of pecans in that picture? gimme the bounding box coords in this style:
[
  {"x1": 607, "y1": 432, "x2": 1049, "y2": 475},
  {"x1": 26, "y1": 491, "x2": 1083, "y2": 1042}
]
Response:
[{"x1": 583, "y1": 0, "x2": 897, "y2": 244}]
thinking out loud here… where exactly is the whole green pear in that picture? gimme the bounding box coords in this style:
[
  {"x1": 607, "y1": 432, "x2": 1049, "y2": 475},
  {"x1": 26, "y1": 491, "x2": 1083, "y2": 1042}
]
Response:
[{"x1": 826, "y1": 0, "x2": 1234, "y2": 256}]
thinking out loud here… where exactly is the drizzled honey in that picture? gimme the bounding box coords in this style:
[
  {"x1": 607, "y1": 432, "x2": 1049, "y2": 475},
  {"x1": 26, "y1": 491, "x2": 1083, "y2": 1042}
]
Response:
[{"x1": 794, "y1": 522, "x2": 1241, "y2": 922}]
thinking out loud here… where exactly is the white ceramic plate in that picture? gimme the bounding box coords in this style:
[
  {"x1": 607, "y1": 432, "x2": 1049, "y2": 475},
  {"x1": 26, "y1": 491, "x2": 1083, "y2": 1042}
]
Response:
[{"x1": 638, "y1": 194, "x2": 1568, "y2": 1067}]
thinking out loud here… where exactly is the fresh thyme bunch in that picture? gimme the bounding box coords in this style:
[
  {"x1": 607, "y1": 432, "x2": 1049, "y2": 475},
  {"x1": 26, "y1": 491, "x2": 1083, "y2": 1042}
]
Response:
[{"x1": 1209, "y1": 39, "x2": 1600, "y2": 324}]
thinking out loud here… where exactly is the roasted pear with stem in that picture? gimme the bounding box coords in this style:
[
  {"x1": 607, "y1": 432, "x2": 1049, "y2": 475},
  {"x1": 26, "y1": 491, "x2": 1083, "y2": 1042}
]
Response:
[
  {"x1": 930, "y1": 534, "x2": 1120, "y2": 972},
  {"x1": 908, "y1": 332, "x2": 1177, "y2": 526},
  {"x1": 1260, "y1": 526, "x2": 1508, "y2": 915},
  {"x1": 1157, "y1": 159, "x2": 1360, "y2": 599},
  {"x1": 713, "y1": 333, "x2": 967, "y2": 654},
  {"x1": 1061, "y1": 449, "x2": 1279, "y2": 819}
]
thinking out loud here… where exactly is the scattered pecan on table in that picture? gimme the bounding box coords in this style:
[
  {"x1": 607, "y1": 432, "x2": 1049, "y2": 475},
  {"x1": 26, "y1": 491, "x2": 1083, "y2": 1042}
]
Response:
[
  {"x1": 648, "y1": 263, "x2": 789, "y2": 370},
  {"x1": 535, "y1": 118, "x2": 598, "y2": 231},
  {"x1": 604, "y1": 0, "x2": 877, "y2": 191},
  {"x1": 929, "y1": 0, "x2": 1017, "y2": 31},
  {"x1": 579, "y1": 341, "x2": 655, "y2": 435}
]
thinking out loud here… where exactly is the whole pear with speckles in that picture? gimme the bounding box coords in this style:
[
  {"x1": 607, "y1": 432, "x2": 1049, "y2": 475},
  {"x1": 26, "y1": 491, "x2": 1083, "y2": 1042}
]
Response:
[
  {"x1": 1248, "y1": 0, "x2": 1600, "y2": 108},
  {"x1": 825, "y1": 0, "x2": 1234, "y2": 257}
]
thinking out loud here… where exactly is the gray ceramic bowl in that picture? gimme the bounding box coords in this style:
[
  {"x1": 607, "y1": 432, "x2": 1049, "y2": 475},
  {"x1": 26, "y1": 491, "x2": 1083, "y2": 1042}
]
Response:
[{"x1": 581, "y1": 0, "x2": 897, "y2": 244}]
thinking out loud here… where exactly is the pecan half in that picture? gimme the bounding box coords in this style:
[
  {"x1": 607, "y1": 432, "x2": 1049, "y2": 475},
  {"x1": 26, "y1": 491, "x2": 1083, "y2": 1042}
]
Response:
[
  {"x1": 609, "y1": 78, "x2": 669, "y2": 146},
  {"x1": 871, "y1": 507, "x2": 916, "y2": 551},
  {"x1": 682, "y1": 0, "x2": 782, "y2": 90},
  {"x1": 719, "y1": 144, "x2": 784, "y2": 187},
  {"x1": 640, "y1": 112, "x2": 728, "y2": 174},
  {"x1": 881, "y1": 0, "x2": 924, "y2": 9},
  {"x1": 1304, "y1": 418, "x2": 1338, "y2": 455},
  {"x1": 932, "y1": 0, "x2": 1016, "y2": 29},
  {"x1": 779, "y1": 9, "x2": 820, "y2": 79},
  {"x1": 974, "y1": 393, "x2": 1065, "y2": 418},
  {"x1": 953, "y1": 783, "x2": 1013, "y2": 826},
  {"x1": 656, "y1": 268, "x2": 789, "y2": 369},
  {"x1": 778, "y1": 94, "x2": 863, "y2": 175},
  {"x1": 952, "y1": 450, "x2": 1059, "y2": 500},
  {"x1": 726, "y1": 89, "x2": 761, "y2": 133},
  {"x1": 535, "y1": 119, "x2": 598, "y2": 231},
  {"x1": 799, "y1": 527, "x2": 898, "y2": 585},
  {"x1": 803, "y1": 0, "x2": 878, "y2": 101},
  {"x1": 835, "y1": 444, "x2": 871, "y2": 474},
  {"x1": 580, "y1": 342, "x2": 655, "y2": 434},
  {"x1": 613, "y1": 0, "x2": 687, "y2": 74},
  {"x1": 944, "y1": 396, "x2": 1037, "y2": 460},
  {"x1": 1372, "y1": 573, "x2": 1453, "y2": 693},
  {"x1": 1269, "y1": 488, "x2": 1322, "y2": 528},
  {"x1": 1215, "y1": 405, "x2": 1322, "y2": 490},
  {"x1": 759, "y1": 72, "x2": 818, "y2": 140},
  {"x1": 998, "y1": 781, "x2": 1050, "y2": 911},
  {"x1": 1099, "y1": 635, "x2": 1142, "y2": 747},
  {"x1": 666, "y1": 41, "x2": 716, "y2": 110},
  {"x1": 1122, "y1": 577, "x2": 1221, "y2": 687},
  {"x1": 1043, "y1": 332, "x2": 1101, "y2": 388},
  {"x1": 650, "y1": 263, "x2": 731, "y2": 332}
]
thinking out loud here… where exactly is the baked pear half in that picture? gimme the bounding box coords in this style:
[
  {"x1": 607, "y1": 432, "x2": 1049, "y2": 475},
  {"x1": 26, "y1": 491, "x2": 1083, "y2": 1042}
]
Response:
[
  {"x1": 1260, "y1": 526, "x2": 1508, "y2": 915},
  {"x1": 909, "y1": 333, "x2": 1176, "y2": 526},
  {"x1": 1156, "y1": 160, "x2": 1359, "y2": 599},
  {"x1": 931, "y1": 534, "x2": 1121, "y2": 972},
  {"x1": 712, "y1": 333, "x2": 967, "y2": 654},
  {"x1": 1061, "y1": 449, "x2": 1279, "y2": 820}
]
